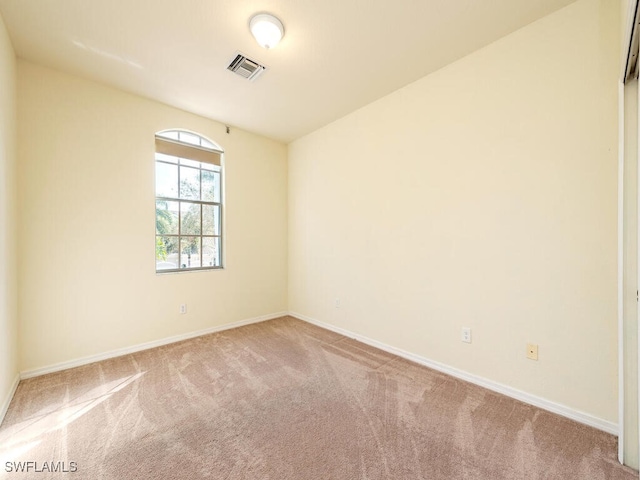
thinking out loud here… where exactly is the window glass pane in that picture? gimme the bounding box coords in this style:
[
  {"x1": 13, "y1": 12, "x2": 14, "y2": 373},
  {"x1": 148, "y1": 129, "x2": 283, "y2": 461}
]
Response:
[
  {"x1": 156, "y1": 152, "x2": 178, "y2": 163},
  {"x1": 180, "y1": 166, "x2": 200, "y2": 200},
  {"x1": 180, "y1": 202, "x2": 201, "y2": 235},
  {"x1": 202, "y1": 205, "x2": 220, "y2": 235},
  {"x1": 156, "y1": 162, "x2": 178, "y2": 198},
  {"x1": 178, "y1": 131, "x2": 200, "y2": 146},
  {"x1": 202, "y1": 170, "x2": 220, "y2": 202},
  {"x1": 180, "y1": 237, "x2": 201, "y2": 268},
  {"x1": 202, "y1": 237, "x2": 220, "y2": 267},
  {"x1": 201, "y1": 138, "x2": 214, "y2": 149},
  {"x1": 180, "y1": 158, "x2": 200, "y2": 168},
  {"x1": 156, "y1": 236, "x2": 179, "y2": 270},
  {"x1": 156, "y1": 200, "x2": 179, "y2": 235},
  {"x1": 213, "y1": 172, "x2": 221, "y2": 203},
  {"x1": 201, "y1": 162, "x2": 215, "y2": 171},
  {"x1": 159, "y1": 131, "x2": 179, "y2": 140}
]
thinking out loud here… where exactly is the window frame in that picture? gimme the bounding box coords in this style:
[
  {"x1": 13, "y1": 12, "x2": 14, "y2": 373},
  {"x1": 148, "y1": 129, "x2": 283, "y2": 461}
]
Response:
[{"x1": 154, "y1": 130, "x2": 224, "y2": 274}]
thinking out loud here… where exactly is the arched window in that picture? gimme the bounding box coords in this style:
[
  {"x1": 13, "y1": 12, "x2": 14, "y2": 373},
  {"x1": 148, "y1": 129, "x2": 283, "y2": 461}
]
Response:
[{"x1": 154, "y1": 130, "x2": 223, "y2": 272}]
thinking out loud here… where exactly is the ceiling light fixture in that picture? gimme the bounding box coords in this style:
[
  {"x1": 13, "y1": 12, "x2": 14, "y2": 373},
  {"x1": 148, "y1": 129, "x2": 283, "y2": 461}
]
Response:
[{"x1": 249, "y1": 13, "x2": 284, "y2": 49}]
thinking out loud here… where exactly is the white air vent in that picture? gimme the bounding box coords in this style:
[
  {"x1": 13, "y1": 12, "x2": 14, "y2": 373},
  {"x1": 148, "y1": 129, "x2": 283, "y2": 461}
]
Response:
[{"x1": 227, "y1": 53, "x2": 266, "y2": 81}]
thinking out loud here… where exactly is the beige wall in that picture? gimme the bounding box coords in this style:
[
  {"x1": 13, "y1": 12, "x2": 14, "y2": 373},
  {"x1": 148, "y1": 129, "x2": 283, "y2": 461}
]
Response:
[
  {"x1": 289, "y1": 0, "x2": 620, "y2": 424},
  {"x1": 17, "y1": 61, "x2": 288, "y2": 372},
  {"x1": 0, "y1": 11, "x2": 18, "y2": 417}
]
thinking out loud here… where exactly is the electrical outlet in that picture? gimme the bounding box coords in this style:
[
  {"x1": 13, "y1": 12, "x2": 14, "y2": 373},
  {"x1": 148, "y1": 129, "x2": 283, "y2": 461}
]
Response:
[
  {"x1": 179, "y1": 304, "x2": 187, "y2": 314},
  {"x1": 461, "y1": 327, "x2": 471, "y2": 343},
  {"x1": 335, "y1": 298, "x2": 341, "y2": 309},
  {"x1": 526, "y1": 343, "x2": 538, "y2": 360}
]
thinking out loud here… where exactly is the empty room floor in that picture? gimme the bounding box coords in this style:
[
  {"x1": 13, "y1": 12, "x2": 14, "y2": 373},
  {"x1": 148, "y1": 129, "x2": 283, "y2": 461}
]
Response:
[{"x1": 0, "y1": 316, "x2": 636, "y2": 479}]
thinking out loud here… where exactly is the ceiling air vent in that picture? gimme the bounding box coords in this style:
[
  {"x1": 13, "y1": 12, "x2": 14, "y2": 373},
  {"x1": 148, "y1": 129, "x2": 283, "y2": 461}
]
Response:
[{"x1": 227, "y1": 52, "x2": 266, "y2": 81}]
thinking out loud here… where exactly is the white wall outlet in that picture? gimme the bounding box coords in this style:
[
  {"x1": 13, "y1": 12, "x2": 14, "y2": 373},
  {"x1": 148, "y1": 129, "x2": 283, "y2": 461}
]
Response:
[
  {"x1": 526, "y1": 343, "x2": 538, "y2": 360},
  {"x1": 179, "y1": 304, "x2": 187, "y2": 314},
  {"x1": 461, "y1": 327, "x2": 471, "y2": 343},
  {"x1": 335, "y1": 298, "x2": 341, "y2": 309}
]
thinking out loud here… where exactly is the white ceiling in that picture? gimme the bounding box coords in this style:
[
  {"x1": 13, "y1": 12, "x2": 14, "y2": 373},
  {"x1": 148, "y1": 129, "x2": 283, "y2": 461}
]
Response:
[{"x1": 0, "y1": 0, "x2": 577, "y2": 143}]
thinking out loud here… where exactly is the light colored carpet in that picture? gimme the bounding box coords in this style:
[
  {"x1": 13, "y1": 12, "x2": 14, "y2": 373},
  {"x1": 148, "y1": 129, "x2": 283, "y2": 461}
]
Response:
[{"x1": 0, "y1": 316, "x2": 636, "y2": 479}]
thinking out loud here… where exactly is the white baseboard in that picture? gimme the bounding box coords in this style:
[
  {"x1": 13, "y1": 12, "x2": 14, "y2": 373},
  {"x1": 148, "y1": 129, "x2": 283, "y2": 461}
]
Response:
[
  {"x1": 290, "y1": 311, "x2": 618, "y2": 436},
  {"x1": 20, "y1": 312, "x2": 287, "y2": 380},
  {"x1": 0, "y1": 373, "x2": 20, "y2": 426},
  {"x1": 17, "y1": 310, "x2": 618, "y2": 436}
]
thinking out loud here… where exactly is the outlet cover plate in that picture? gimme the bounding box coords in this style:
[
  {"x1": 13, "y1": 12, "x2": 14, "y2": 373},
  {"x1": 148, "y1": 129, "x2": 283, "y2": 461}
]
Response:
[{"x1": 461, "y1": 327, "x2": 471, "y2": 343}]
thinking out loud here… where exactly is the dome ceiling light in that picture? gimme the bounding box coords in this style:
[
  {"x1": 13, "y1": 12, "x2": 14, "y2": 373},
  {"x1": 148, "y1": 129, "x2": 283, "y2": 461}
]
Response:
[{"x1": 249, "y1": 13, "x2": 285, "y2": 49}]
